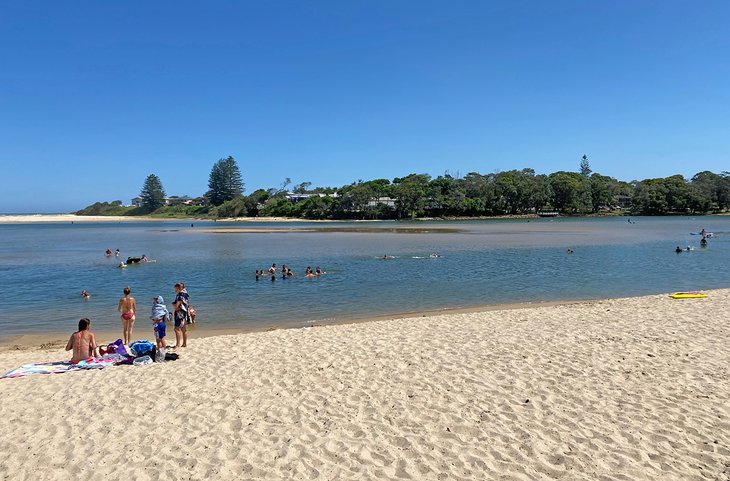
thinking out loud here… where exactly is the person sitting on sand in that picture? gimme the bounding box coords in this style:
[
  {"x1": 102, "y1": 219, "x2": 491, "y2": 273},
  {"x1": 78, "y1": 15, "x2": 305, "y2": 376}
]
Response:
[
  {"x1": 65, "y1": 318, "x2": 99, "y2": 364},
  {"x1": 118, "y1": 286, "x2": 136, "y2": 345},
  {"x1": 151, "y1": 295, "x2": 169, "y2": 349},
  {"x1": 81, "y1": 290, "x2": 90, "y2": 300}
]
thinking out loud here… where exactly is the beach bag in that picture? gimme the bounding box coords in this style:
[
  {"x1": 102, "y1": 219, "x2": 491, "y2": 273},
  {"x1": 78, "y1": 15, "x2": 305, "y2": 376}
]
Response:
[
  {"x1": 133, "y1": 355, "x2": 153, "y2": 366},
  {"x1": 109, "y1": 339, "x2": 128, "y2": 356},
  {"x1": 164, "y1": 352, "x2": 179, "y2": 361}
]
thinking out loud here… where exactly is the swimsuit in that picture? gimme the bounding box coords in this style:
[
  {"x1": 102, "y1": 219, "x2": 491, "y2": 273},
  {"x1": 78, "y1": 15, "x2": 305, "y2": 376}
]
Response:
[
  {"x1": 153, "y1": 321, "x2": 166, "y2": 340},
  {"x1": 121, "y1": 311, "x2": 135, "y2": 321}
]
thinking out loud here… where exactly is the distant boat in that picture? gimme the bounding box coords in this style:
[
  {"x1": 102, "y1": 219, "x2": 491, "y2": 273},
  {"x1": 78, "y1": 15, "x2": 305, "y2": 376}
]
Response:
[
  {"x1": 690, "y1": 232, "x2": 714, "y2": 237},
  {"x1": 537, "y1": 211, "x2": 560, "y2": 217}
]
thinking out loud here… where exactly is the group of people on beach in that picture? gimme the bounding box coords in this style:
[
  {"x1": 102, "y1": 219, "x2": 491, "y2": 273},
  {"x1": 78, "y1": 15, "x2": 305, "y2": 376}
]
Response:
[
  {"x1": 67, "y1": 283, "x2": 195, "y2": 364},
  {"x1": 117, "y1": 283, "x2": 195, "y2": 348},
  {"x1": 256, "y1": 263, "x2": 325, "y2": 281}
]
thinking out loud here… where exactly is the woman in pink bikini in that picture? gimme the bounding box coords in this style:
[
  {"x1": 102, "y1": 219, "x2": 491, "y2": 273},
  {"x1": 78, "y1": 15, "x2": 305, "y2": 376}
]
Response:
[{"x1": 118, "y1": 286, "x2": 137, "y2": 345}]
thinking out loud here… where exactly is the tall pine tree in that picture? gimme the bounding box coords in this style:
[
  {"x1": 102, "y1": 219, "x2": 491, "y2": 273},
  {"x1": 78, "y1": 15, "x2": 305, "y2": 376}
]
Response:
[
  {"x1": 139, "y1": 174, "x2": 166, "y2": 210},
  {"x1": 207, "y1": 156, "x2": 244, "y2": 206}
]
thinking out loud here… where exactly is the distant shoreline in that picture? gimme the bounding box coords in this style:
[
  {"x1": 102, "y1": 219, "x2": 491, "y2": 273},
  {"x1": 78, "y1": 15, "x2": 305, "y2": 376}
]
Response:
[{"x1": 0, "y1": 212, "x2": 627, "y2": 225}]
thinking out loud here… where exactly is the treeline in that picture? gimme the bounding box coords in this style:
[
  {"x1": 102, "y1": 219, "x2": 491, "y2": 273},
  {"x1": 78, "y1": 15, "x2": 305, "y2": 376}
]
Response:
[{"x1": 76, "y1": 155, "x2": 730, "y2": 219}]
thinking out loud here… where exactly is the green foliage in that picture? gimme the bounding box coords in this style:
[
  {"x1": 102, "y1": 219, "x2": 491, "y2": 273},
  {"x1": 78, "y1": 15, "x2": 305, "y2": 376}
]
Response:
[
  {"x1": 75, "y1": 202, "x2": 136, "y2": 216},
  {"x1": 209, "y1": 196, "x2": 247, "y2": 218},
  {"x1": 147, "y1": 205, "x2": 209, "y2": 217},
  {"x1": 207, "y1": 156, "x2": 244, "y2": 206},
  {"x1": 393, "y1": 174, "x2": 431, "y2": 218},
  {"x1": 79, "y1": 155, "x2": 730, "y2": 219},
  {"x1": 580, "y1": 155, "x2": 592, "y2": 177},
  {"x1": 139, "y1": 174, "x2": 166, "y2": 211},
  {"x1": 549, "y1": 171, "x2": 585, "y2": 212}
]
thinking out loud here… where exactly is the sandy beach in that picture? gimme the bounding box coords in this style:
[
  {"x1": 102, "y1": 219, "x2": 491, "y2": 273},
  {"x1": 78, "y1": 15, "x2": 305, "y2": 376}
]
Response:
[
  {"x1": 0, "y1": 214, "x2": 359, "y2": 224},
  {"x1": 1, "y1": 292, "x2": 728, "y2": 480}
]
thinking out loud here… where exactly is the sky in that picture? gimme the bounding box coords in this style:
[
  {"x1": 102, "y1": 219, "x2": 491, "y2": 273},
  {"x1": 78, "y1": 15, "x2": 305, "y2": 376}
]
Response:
[{"x1": 1, "y1": 1, "x2": 728, "y2": 213}]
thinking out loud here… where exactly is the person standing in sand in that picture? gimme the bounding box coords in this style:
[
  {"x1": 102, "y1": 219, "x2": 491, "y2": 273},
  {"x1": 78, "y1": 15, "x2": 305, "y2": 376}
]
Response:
[
  {"x1": 118, "y1": 286, "x2": 136, "y2": 345},
  {"x1": 65, "y1": 318, "x2": 98, "y2": 364},
  {"x1": 173, "y1": 282, "x2": 189, "y2": 348}
]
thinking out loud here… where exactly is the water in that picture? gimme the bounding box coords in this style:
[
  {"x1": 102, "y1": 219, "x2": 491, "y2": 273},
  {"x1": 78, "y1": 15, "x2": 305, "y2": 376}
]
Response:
[{"x1": 1, "y1": 216, "x2": 728, "y2": 339}]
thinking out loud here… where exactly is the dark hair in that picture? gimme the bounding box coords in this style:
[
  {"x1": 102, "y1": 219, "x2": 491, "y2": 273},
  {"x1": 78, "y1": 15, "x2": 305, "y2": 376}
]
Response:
[
  {"x1": 174, "y1": 283, "x2": 183, "y2": 289},
  {"x1": 78, "y1": 318, "x2": 90, "y2": 331},
  {"x1": 123, "y1": 286, "x2": 131, "y2": 295}
]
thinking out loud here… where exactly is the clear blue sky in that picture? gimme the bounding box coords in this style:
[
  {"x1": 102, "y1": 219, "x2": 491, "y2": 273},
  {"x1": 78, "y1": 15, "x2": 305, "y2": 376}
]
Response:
[{"x1": 1, "y1": 1, "x2": 728, "y2": 213}]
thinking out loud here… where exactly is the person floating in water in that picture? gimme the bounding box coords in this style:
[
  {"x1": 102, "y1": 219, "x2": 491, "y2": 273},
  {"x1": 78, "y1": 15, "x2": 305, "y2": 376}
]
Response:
[
  {"x1": 268, "y1": 263, "x2": 277, "y2": 275},
  {"x1": 566, "y1": 248, "x2": 574, "y2": 254},
  {"x1": 429, "y1": 253, "x2": 440, "y2": 258},
  {"x1": 675, "y1": 246, "x2": 683, "y2": 253},
  {"x1": 140, "y1": 254, "x2": 148, "y2": 263},
  {"x1": 700, "y1": 228, "x2": 706, "y2": 236},
  {"x1": 117, "y1": 262, "x2": 127, "y2": 268},
  {"x1": 105, "y1": 249, "x2": 113, "y2": 257},
  {"x1": 81, "y1": 290, "x2": 90, "y2": 301},
  {"x1": 115, "y1": 249, "x2": 120, "y2": 257},
  {"x1": 315, "y1": 266, "x2": 324, "y2": 275},
  {"x1": 255, "y1": 270, "x2": 262, "y2": 281},
  {"x1": 700, "y1": 237, "x2": 708, "y2": 247}
]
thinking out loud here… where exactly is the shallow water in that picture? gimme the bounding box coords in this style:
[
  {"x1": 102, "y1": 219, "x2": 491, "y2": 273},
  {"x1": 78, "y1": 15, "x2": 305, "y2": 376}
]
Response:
[{"x1": 0, "y1": 216, "x2": 728, "y2": 338}]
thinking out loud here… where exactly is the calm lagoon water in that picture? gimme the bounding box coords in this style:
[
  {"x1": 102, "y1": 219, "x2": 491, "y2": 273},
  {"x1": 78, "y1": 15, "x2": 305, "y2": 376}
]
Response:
[{"x1": 1, "y1": 216, "x2": 729, "y2": 339}]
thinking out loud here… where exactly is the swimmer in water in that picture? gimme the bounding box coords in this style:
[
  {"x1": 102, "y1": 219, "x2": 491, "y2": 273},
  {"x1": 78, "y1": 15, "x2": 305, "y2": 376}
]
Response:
[
  {"x1": 429, "y1": 253, "x2": 440, "y2": 258},
  {"x1": 315, "y1": 266, "x2": 324, "y2": 275},
  {"x1": 115, "y1": 249, "x2": 120, "y2": 257},
  {"x1": 105, "y1": 249, "x2": 113, "y2": 257},
  {"x1": 81, "y1": 290, "x2": 90, "y2": 300},
  {"x1": 675, "y1": 246, "x2": 683, "y2": 253}
]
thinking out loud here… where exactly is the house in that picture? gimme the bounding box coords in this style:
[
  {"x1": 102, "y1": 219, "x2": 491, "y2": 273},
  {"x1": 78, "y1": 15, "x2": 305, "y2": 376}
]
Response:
[
  {"x1": 613, "y1": 194, "x2": 632, "y2": 209},
  {"x1": 131, "y1": 197, "x2": 143, "y2": 207},
  {"x1": 285, "y1": 192, "x2": 339, "y2": 203},
  {"x1": 166, "y1": 196, "x2": 195, "y2": 206},
  {"x1": 367, "y1": 196, "x2": 397, "y2": 208}
]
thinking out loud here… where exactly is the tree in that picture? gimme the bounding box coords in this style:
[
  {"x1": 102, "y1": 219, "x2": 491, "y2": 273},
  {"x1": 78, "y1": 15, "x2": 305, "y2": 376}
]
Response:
[
  {"x1": 293, "y1": 182, "x2": 312, "y2": 194},
  {"x1": 549, "y1": 171, "x2": 584, "y2": 212},
  {"x1": 139, "y1": 174, "x2": 166, "y2": 211},
  {"x1": 580, "y1": 155, "x2": 592, "y2": 177},
  {"x1": 207, "y1": 156, "x2": 244, "y2": 206},
  {"x1": 392, "y1": 174, "x2": 431, "y2": 218}
]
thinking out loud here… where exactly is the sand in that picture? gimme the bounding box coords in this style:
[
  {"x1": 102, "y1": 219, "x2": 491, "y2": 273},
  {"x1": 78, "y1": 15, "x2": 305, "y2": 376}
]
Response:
[
  {"x1": 0, "y1": 292, "x2": 728, "y2": 480},
  {"x1": 0, "y1": 214, "x2": 153, "y2": 224}
]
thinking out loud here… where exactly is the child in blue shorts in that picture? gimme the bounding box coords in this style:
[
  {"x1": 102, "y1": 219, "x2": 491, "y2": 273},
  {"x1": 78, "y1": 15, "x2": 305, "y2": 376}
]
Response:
[{"x1": 151, "y1": 295, "x2": 169, "y2": 349}]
